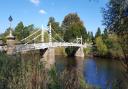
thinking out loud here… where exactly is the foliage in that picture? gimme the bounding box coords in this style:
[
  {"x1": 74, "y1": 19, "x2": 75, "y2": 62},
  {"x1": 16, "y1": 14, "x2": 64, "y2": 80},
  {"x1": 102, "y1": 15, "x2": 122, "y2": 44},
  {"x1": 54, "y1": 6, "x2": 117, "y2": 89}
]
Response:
[
  {"x1": 0, "y1": 52, "x2": 91, "y2": 89},
  {"x1": 62, "y1": 13, "x2": 87, "y2": 43},
  {"x1": 106, "y1": 34, "x2": 123, "y2": 58},
  {"x1": 94, "y1": 28, "x2": 123, "y2": 58},
  {"x1": 102, "y1": 0, "x2": 128, "y2": 59},
  {"x1": 102, "y1": 0, "x2": 128, "y2": 85},
  {"x1": 87, "y1": 31, "x2": 94, "y2": 43},
  {"x1": 83, "y1": 47, "x2": 92, "y2": 55},
  {"x1": 62, "y1": 13, "x2": 81, "y2": 29},
  {"x1": 14, "y1": 21, "x2": 24, "y2": 40},
  {"x1": 95, "y1": 36, "x2": 108, "y2": 56},
  {"x1": 95, "y1": 27, "x2": 101, "y2": 38},
  {"x1": 14, "y1": 22, "x2": 34, "y2": 41},
  {"x1": 48, "y1": 67, "x2": 61, "y2": 89},
  {"x1": 47, "y1": 17, "x2": 63, "y2": 42},
  {"x1": 61, "y1": 13, "x2": 88, "y2": 56}
]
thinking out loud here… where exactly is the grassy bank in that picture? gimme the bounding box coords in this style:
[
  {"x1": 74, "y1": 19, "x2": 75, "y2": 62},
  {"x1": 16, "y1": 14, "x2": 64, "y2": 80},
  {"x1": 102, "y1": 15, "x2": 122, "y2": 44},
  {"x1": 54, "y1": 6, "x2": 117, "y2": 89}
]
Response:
[{"x1": 0, "y1": 52, "x2": 94, "y2": 89}]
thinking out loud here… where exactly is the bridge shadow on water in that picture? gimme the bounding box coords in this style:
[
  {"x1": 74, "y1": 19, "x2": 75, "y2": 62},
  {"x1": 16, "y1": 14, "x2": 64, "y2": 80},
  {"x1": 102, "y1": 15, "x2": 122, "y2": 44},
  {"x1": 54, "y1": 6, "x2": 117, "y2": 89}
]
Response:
[
  {"x1": 55, "y1": 56, "x2": 90, "y2": 89},
  {"x1": 65, "y1": 46, "x2": 79, "y2": 57}
]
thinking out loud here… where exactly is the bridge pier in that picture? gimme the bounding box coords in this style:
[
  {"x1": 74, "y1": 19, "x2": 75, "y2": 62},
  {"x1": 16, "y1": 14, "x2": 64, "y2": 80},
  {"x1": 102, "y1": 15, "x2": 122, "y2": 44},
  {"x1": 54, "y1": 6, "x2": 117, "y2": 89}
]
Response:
[
  {"x1": 40, "y1": 47, "x2": 55, "y2": 69},
  {"x1": 75, "y1": 47, "x2": 84, "y2": 58},
  {"x1": 6, "y1": 30, "x2": 15, "y2": 55}
]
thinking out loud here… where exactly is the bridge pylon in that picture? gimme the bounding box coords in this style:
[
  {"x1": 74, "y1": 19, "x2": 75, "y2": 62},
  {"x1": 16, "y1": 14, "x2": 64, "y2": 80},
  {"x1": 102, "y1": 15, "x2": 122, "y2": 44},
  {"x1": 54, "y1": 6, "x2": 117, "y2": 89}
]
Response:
[
  {"x1": 6, "y1": 30, "x2": 15, "y2": 55},
  {"x1": 76, "y1": 36, "x2": 83, "y2": 45},
  {"x1": 41, "y1": 25, "x2": 44, "y2": 43},
  {"x1": 48, "y1": 23, "x2": 52, "y2": 46}
]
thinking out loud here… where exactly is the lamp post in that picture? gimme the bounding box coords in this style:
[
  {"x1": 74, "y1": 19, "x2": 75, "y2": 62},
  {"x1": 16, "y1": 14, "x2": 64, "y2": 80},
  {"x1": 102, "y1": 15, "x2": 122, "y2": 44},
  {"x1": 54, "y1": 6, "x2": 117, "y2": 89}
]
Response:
[{"x1": 8, "y1": 16, "x2": 13, "y2": 28}]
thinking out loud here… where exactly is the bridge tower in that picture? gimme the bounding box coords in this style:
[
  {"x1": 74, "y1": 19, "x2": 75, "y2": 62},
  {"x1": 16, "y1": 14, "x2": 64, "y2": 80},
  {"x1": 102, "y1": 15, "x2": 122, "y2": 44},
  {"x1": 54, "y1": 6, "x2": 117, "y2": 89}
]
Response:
[
  {"x1": 6, "y1": 30, "x2": 15, "y2": 55},
  {"x1": 49, "y1": 23, "x2": 52, "y2": 44},
  {"x1": 41, "y1": 25, "x2": 44, "y2": 42},
  {"x1": 75, "y1": 36, "x2": 84, "y2": 57},
  {"x1": 76, "y1": 36, "x2": 82, "y2": 45},
  {"x1": 40, "y1": 23, "x2": 55, "y2": 69}
]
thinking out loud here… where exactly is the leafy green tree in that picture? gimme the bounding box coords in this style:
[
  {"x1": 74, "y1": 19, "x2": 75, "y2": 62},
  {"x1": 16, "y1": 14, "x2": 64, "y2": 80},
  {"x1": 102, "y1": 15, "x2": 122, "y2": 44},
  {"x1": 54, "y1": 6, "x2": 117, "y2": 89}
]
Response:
[
  {"x1": 102, "y1": 28, "x2": 108, "y2": 39},
  {"x1": 61, "y1": 13, "x2": 87, "y2": 56},
  {"x1": 14, "y1": 21, "x2": 24, "y2": 40},
  {"x1": 62, "y1": 13, "x2": 81, "y2": 30},
  {"x1": 62, "y1": 13, "x2": 87, "y2": 43},
  {"x1": 95, "y1": 36, "x2": 108, "y2": 56},
  {"x1": 14, "y1": 22, "x2": 35, "y2": 41},
  {"x1": 95, "y1": 27, "x2": 101, "y2": 38},
  {"x1": 107, "y1": 34, "x2": 123, "y2": 58},
  {"x1": 47, "y1": 17, "x2": 63, "y2": 41},
  {"x1": 48, "y1": 17, "x2": 60, "y2": 31},
  {"x1": 103, "y1": 0, "x2": 128, "y2": 85},
  {"x1": 102, "y1": 0, "x2": 128, "y2": 59},
  {"x1": 87, "y1": 31, "x2": 94, "y2": 43}
]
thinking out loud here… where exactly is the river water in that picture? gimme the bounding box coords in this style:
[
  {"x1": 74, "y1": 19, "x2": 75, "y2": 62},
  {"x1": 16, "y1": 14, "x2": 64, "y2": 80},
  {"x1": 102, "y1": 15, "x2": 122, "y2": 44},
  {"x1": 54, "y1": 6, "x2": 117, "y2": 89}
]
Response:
[{"x1": 55, "y1": 56, "x2": 125, "y2": 89}]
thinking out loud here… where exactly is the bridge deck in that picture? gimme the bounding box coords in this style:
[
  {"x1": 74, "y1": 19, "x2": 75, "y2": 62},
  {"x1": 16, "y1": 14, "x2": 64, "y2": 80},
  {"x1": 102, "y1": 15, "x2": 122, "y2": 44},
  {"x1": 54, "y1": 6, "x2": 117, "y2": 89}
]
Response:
[{"x1": 16, "y1": 42, "x2": 87, "y2": 52}]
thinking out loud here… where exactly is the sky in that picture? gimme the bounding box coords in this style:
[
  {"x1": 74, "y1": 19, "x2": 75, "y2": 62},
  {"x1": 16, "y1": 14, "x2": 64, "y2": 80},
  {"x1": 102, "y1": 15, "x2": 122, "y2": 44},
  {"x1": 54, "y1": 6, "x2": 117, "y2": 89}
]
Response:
[{"x1": 0, "y1": 0, "x2": 108, "y2": 35}]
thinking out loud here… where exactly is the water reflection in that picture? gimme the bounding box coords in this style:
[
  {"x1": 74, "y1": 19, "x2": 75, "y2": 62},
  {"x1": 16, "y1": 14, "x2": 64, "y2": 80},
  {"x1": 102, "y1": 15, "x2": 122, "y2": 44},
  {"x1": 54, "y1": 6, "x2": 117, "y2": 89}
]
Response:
[
  {"x1": 55, "y1": 56, "x2": 126, "y2": 89},
  {"x1": 84, "y1": 58, "x2": 124, "y2": 89},
  {"x1": 56, "y1": 56, "x2": 86, "y2": 89},
  {"x1": 21, "y1": 53, "x2": 126, "y2": 89}
]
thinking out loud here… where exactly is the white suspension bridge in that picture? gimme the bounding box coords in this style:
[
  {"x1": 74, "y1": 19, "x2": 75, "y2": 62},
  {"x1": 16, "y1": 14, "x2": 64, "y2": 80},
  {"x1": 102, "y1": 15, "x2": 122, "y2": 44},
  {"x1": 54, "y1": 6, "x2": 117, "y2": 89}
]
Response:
[{"x1": 0, "y1": 24, "x2": 89, "y2": 55}]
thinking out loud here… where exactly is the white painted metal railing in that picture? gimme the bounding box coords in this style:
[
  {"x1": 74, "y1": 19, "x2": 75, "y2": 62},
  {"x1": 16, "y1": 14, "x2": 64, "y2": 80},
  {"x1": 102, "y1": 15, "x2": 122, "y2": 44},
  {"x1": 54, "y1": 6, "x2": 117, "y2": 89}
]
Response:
[{"x1": 15, "y1": 42, "x2": 87, "y2": 52}]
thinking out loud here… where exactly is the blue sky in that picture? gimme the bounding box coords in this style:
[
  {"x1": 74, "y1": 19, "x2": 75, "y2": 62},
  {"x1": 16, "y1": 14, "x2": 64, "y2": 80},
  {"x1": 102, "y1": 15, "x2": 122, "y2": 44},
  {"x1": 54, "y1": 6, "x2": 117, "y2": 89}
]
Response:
[{"x1": 0, "y1": 0, "x2": 108, "y2": 34}]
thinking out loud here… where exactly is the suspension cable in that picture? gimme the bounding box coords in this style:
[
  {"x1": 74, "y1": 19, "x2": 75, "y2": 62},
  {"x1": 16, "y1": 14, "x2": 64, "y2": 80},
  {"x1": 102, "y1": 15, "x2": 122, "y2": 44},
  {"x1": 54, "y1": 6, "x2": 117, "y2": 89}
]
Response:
[
  {"x1": 51, "y1": 28, "x2": 65, "y2": 42},
  {"x1": 21, "y1": 30, "x2": 41, "y2": 42},
  {"x1": 33, "y1": 34, "x2": 42, "y2": 41}
]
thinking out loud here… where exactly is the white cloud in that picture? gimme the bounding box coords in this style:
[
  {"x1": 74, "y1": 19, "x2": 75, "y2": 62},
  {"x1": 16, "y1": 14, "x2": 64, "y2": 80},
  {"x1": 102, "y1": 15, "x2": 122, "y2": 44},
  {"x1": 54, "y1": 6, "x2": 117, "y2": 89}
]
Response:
[
  {"x1": 39, "y1": 9, "x2": 47, "y2": 15},
  {"x1": 30, "y1": 0, "x2": 40, "y2": 5}
]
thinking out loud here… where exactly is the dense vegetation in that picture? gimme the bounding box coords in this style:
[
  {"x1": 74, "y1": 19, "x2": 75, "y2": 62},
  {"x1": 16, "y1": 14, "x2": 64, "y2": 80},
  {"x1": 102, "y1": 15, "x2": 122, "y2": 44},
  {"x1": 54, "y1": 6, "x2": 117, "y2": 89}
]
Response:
[
  {"x1": 0, "y1": 52, "x2": 94, "y2": 89},
  {"x1": 101, "y1": 0, "x2": 128, "y2": 87},
  {"x1": 93, "y1": 28, "x2": 123, "y2": 59}
]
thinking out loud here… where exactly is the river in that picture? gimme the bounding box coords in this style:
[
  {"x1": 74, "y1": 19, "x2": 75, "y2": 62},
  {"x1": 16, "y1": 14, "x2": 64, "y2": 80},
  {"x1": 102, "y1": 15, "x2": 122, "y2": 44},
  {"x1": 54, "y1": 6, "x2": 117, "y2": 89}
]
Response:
[{"x1": 55, "y1": 56, "x2": 125, "y2": 89}]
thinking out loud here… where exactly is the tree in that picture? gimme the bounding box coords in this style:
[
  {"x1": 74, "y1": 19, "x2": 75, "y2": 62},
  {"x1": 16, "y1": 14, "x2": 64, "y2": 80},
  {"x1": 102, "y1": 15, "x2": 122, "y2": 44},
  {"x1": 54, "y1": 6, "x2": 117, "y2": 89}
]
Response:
[
  {"x1": 47, "y1": 17, "x2": 63, "y2": 41},
  {"x1": 95, "y1": 36, "x2": 108, "y2": 56},
  {"x1": 102, "y1": 28, "x2": 108, "y2": 39},
  {"x1": 61, "y1": 13, "x2": 87, "y2": 56},
  {"x1": 95, "y1": 27, "x2": 101, "y2": 38},
  {"x1": 62, "y1": 13, "x2": 81, "y2": 30},
  {"x1": 87, "y1": 31, "x2": 94, "y2": 42},
  {"x1": 14, "y1": 22, "x2": 35, "y2": 41},
  {"x1": 48, "y1": 17, "x2": 60, "y2": 31},
  {"x1": 62, "y1": 13, "x2": 87, "y2": 43},
  {"x1": 14, "y1": 21, "x2": 24, "y2": 40},
  {"x1": 102, "y1": 0, "x2": 128, "y2": 84}
]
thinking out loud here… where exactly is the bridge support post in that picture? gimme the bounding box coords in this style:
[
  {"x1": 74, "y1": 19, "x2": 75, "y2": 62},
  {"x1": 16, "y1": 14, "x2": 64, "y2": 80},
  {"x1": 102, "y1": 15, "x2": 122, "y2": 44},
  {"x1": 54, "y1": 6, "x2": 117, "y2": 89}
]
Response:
[
  {"x1": 6, "y1": 30, "x2": 15, "y2": 55},
  {"x1": 40, "y1": 47, "x2": 55, "y2": 69},
  {"x1": 75, "y1": 47, "x2": 84, "y2": 58},
  {"x1": 41, "y1": 25, "x2": 44, "y2": 42},
  {"x1": 48, "y1": 23, "x2": 52, "y2": 43}
]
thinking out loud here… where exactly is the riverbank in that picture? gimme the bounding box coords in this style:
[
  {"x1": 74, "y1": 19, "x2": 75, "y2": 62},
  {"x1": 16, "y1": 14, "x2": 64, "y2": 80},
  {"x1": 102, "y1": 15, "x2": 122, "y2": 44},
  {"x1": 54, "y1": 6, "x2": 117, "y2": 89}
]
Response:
[
  {"x1": 92, "y1": 52, "x2": 125, "y2": 61},
  {"x1": 0, "y1": 52, "x2": 95, "y2": 89}
]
